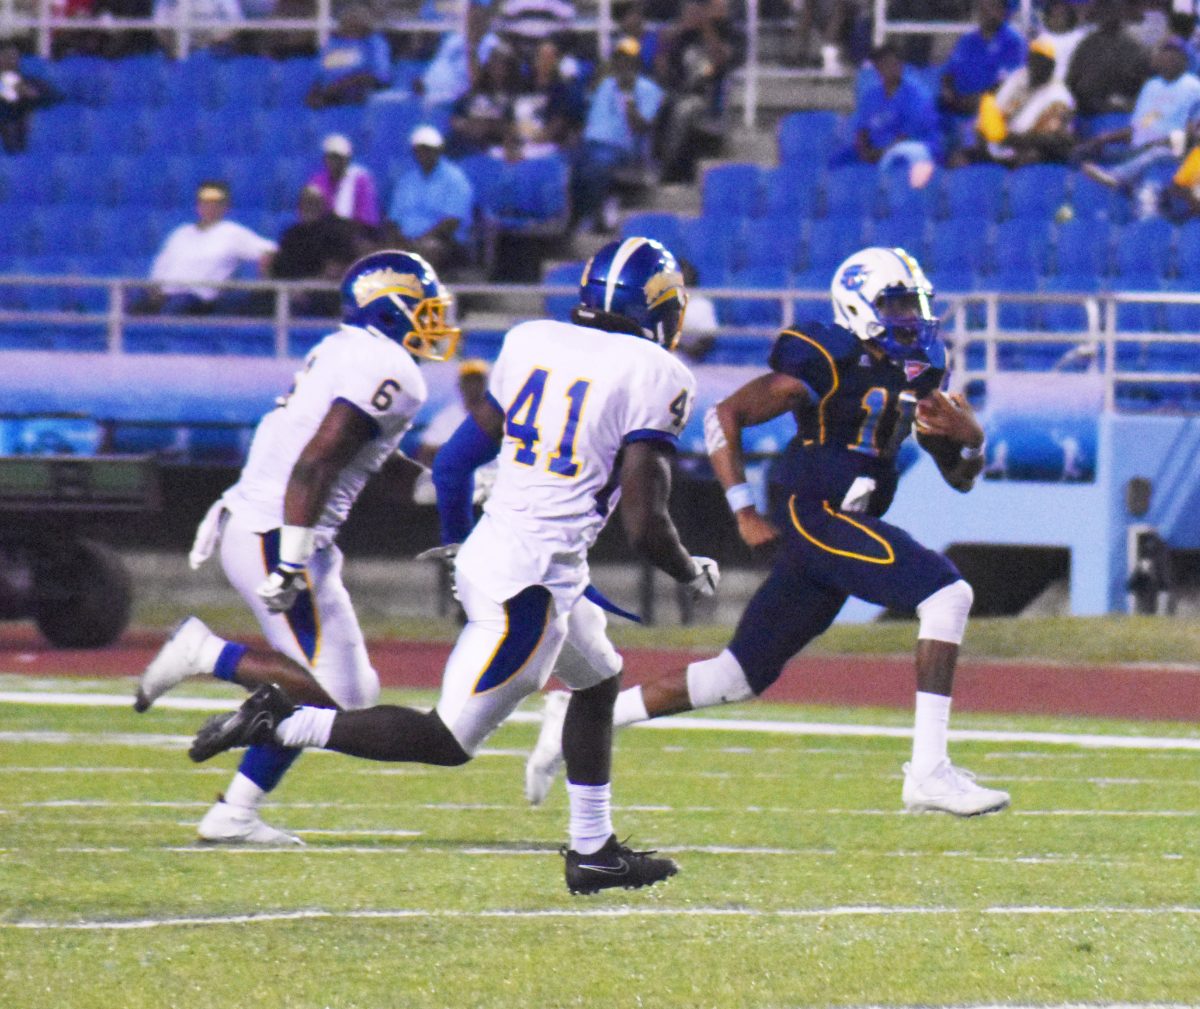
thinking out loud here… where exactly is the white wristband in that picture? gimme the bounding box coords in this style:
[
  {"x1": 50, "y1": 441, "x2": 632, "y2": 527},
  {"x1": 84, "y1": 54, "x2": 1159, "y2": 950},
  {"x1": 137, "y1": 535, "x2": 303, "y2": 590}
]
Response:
[
  {"x1": 724, "y1": 482, "x2": 755, "y2": 513},
  {"x1": 960, "y1": 441, "x2": 985, "y2": 461},
  {"x1": 278, "y1": 524, "x2": 316, "y2": 568}
]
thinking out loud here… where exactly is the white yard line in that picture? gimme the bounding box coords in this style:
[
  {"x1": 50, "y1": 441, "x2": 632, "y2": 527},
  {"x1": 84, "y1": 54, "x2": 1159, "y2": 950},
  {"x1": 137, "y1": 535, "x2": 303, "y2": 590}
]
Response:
[
  {"x1": 5, "y1": 905, "x2": 1200, "y2": 931},
  {"x1": 3, "y1": 690, "x2": 1200, "y2": 752}
]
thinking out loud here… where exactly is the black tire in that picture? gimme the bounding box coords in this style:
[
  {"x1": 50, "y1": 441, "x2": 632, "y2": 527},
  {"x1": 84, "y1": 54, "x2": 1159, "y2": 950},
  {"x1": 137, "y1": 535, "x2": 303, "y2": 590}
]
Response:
[{"x1": 34, "y1": 539, "x2": 133, "y2": 648}]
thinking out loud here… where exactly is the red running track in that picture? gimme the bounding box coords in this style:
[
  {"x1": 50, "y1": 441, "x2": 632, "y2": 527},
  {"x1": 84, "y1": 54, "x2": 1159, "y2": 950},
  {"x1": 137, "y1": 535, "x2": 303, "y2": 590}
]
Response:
[{"x1": 2, "y1": 625, "x2": 1198, "y2": 722}]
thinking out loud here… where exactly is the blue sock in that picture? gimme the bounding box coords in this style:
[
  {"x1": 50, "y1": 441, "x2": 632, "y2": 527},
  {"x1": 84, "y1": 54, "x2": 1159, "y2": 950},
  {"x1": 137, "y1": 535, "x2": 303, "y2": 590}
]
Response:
[
  {"x1": 213, "y1": 642, "x2": 248, "y2": 682},
  {"x1": 238, "y1": 745, "x2": 301, "y2": 793}
]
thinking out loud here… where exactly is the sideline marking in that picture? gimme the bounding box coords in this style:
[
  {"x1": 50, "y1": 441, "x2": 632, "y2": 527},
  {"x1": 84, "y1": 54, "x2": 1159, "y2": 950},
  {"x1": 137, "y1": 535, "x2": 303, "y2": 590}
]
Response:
[
  {"x1": 4, "y1": 690, "x2": 1200, "y2": 751},
  {"x1": 6, "y1": 904, "x2": 1200, "y2": 931}
]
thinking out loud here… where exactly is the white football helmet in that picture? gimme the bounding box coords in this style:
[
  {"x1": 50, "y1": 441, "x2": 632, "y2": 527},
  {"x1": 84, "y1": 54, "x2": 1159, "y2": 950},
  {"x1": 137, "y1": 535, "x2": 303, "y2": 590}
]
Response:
[{"x1": 830, "y1": 246, "x2": 938, "y2": 361}]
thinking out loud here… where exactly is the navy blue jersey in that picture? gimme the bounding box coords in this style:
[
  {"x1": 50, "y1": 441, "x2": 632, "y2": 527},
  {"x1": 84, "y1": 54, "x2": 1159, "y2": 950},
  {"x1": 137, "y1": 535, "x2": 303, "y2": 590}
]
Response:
[{"x1": 766, "y1": 321, "x2": 946, "y2": 518}]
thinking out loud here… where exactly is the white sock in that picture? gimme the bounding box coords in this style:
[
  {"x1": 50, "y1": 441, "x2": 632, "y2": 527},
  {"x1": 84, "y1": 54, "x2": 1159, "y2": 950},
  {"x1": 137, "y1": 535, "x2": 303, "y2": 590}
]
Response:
[
  {"x1": 222, "y1": 771, "x2": 265, "y2": 811},
  {"x1": 196, "y1": 632, "x2": 227, "y2": 674},
  {"x1": 612, "y1": 686, "x2": 649, "y2": 727},
  {"x1": 567, "y1": 781, "x2": 613, "y2": 855},
  {"x1": 275, "y1": 706, "x2": 337, "y2": 749},
  {"x1": 911, "y1": 691, "x2": 951, "y2": 778}
]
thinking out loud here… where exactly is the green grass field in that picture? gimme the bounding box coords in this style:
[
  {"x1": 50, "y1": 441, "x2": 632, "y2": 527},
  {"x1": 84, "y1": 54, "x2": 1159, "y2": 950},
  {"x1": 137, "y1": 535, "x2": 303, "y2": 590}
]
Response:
[{"x1": 2, "y1": 673, "x2": 1199, "y2": 1009}]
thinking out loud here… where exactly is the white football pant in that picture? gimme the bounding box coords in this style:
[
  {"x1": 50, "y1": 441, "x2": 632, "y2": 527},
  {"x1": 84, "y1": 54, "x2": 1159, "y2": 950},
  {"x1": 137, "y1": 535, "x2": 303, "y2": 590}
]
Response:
[{"x1": 218, "y1": 508, "x2": 380, "y2": 711}]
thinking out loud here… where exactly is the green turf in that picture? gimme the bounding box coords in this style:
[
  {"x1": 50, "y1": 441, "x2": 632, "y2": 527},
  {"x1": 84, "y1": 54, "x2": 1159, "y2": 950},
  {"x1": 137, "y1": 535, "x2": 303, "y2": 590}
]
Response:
[{"x1": 2, "y1": 680, "x2": 1199, "y2": 1008}]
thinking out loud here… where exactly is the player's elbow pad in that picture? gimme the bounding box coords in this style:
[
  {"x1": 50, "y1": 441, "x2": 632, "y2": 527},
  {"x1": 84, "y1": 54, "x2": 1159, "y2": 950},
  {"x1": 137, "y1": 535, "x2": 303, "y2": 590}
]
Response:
[{"x1": 432, "y1": 415, "x2": 500, "y2": 544}]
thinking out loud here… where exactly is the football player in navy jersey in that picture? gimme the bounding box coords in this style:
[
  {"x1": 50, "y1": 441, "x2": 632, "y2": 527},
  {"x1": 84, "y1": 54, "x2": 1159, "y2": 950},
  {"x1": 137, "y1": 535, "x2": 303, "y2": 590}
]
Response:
[{"x1": 526, "y1": 246, "x2": 1011, "y2": 817}]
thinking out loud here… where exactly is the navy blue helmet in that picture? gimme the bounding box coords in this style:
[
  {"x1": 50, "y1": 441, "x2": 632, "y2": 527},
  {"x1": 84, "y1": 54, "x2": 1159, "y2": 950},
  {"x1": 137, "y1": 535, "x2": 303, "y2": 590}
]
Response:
[
  {"x1": 340, "y1": 250, "x2": 460, "y2": 361},
  {"x1": 575, "y1": 237, "x2": 688, "y2": 350}
]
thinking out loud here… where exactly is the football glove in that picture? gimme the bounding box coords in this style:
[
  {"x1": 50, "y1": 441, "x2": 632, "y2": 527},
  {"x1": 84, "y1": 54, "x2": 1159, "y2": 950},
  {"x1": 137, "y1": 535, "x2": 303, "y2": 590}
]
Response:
[
  {"x1": 686, "y1": 556, "x2": 720, "y2": 599},
  {"x1": 416, "y1": 543, "x2": 461, "y2": 600},
  {"x1": 257, "y1": 562, "x2": 307, "y2": 614}
]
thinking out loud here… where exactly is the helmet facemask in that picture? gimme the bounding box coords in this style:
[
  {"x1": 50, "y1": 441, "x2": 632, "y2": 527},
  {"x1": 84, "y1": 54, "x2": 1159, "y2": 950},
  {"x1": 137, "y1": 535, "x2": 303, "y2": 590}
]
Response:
[
  {"x1": 866, "y1": 284, "x2": 938, "y2": 362},
  {"x1": 397, "y1": 292, "x2": 461, "y2": 362}
]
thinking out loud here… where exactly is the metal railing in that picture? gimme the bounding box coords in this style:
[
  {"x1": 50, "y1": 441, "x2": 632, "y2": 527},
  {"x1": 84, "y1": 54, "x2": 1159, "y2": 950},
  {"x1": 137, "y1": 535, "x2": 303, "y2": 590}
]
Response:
[{"x1": 2, "y1": 275, "x2": 1200, "y2": 410}]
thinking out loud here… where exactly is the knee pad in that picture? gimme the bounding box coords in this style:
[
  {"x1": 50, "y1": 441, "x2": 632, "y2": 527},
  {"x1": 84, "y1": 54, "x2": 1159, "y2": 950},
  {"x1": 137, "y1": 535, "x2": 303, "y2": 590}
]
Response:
[
  {"x1": 916, "y1": 579, "x2": 974, "y2": 645},
  {"x1": 685, "y1": 649, "x2": 754, "y2": 709}
]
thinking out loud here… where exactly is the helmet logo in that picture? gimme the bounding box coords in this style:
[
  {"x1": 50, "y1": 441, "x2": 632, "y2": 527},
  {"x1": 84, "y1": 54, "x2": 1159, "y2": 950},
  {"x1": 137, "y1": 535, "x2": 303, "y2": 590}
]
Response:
[
  {"x1": 352, "y1": 268, "x2": 423, "y2": 308},
  {"x1": 904, "y1": 360, "x2": 931, "y2": 381},
  {"x1": 644, "y1": 268, "x2": 684, "y2": 306},
  {"x1": 840, "y1": 264, "x2": 868, "y2": 292}
]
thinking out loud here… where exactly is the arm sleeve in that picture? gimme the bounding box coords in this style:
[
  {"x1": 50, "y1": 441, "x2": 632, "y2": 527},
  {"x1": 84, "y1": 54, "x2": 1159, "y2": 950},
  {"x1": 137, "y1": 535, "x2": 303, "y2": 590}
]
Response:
[
  {"x1": 432, "y1": 415, "x2": 502, "y2": 543},
  {"x1": 234, "y1": 223, "x2": 278, "y2": 259}
]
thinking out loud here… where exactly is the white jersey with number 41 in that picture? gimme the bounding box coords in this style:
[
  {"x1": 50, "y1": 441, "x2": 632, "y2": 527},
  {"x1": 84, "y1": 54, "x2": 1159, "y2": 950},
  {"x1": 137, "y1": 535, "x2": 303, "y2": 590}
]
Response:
[
  {"x1": 223, "y1": 324, "x2": 427, "y2": 547},
  {"x1": 456, "y1": 318, "x2": 696, "y2": 610}
]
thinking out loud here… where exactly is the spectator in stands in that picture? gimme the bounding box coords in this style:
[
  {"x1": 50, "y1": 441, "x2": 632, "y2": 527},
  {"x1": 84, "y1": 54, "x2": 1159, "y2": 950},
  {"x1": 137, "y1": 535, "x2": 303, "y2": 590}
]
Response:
[
  {"x1": 571, "y1": 36, "x2": 664, "y2": 232},
  {"x1": 136, "y1": 181, "x2": 277, "y2": 315},
  {"x1": 509, "y1": 38, "x2": 586, "y2": 158},
  {"x1": 1130, "y1": 0, "x2": 1171, "y2": 53},
  {"x1": 271, "y1": 185, "x2": 364, "y2": 316},
  {"x1": 1036, "y1": 0, "x2": 1090, "y2": 84},
  {"x1": 675, "y1": 258, "x2": 717, "y2": 361},
  {"x1": 419, "y1": 30, "x2": 475, "y2": 111},
  {"x1": 1079, "y1": 38, "x2": 1200, "y2": 189},
  {"x1": 971, "y1": 38, "x2": 1075, "y2": 166},
  {"x1": 616, "y1": 0, "x2": 660, "y2": 73},
  {"x1": 493, "y1": 0, "x2": 576, "y2": 74},
  {"x1": 306, "y1": 133, "x2": 381, "y2": 234},
  {"x1": 938, "y1": 0, "x2": 1026, "y2": 149},
  {"x1": 654, "y1": 0, "x2": 741, "y2": 183},
  {"x1": 0, "y1": 42, "x2": 58, "y2": 155},
  {"x1": 851, "y1": 43, "x2": 938, "y2": 172},
  {"x1": 1067, "y1": 0, "x2": 1151, "y2": 116},
  {"x1": 448, "y1": 39, "x2": 521, "y2": 157},
  {"x1": 306, "y1": 5, "x2": 391, "y2": 108},
  {"x1": 411, "y1": 358, "x2": 496, "y2": 505},
  {"x1": 385, "y1": 125, "x2": 475, "y2": 272}
]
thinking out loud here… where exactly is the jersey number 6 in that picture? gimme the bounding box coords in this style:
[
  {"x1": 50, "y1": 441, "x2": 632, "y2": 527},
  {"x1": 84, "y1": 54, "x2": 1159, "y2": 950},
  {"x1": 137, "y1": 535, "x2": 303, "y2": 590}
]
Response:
[{"x1": 505, "y1": 368, "x2": 591, "y2": 478}]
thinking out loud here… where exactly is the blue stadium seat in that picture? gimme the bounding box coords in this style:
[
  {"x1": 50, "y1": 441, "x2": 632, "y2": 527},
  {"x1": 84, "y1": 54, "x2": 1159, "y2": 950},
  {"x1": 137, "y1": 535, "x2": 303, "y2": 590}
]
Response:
[
  {"x1": 1051, "y1": 219, "x2": 1112, "y2": 281},
  {"x1": 790, "y1": 269, "x2": 829, "y2": 325},
  {"x1": 482, "y1": 155, "x2": 569, "y2": 229},
  {"x1": 1005, "y1": 164, "x2": 1070, "y2": 220},
  {"x1": 542, "y1": 261, "x2": 585, "y2": 319},
  {"x1": 820, "y1": 165, "x2": 880, "y2": 220},
  {"x1": 1038, "y1": 277, "x2": 1094, "y2": 333},
  {"x1": 877, "y1": 166, "x2": 933, "y2": 222},
  {"x1": 1173, "y1": 222, "x2": 1200, "y2": 278},
  {"x1": 802, "y1": 215, "x2": 866, "y2": 274},
  {"x1": 1075, "y1": 112, "x2": 1130, "y2": 142},
  {"x1": 620, "y1": 212, "x2": 685, "y2": 253},
  {"x1": 266, "y1": 155, "x2": 311, "y2": 214},
  {"x1": 865, "y1": 216, "x2": 926, "y2": 257},
  {"x1": 363, "y1": 98, "x2": 425, "y2": 158},
  {"x1": 108, "y1": 54, "x2": 172, "y2": 107},
  {"x1": 1160, "y1": 278, "x2": 1200, "y2": 333},
  {"x1": 50, "y1": 55, "x2": 111, "y2": 106},
  {"x1": 740, "y1": 219, "x2": 803, "y2": 272},
  {"x1": 1114, "y1": 283, "x2": 1165, "y2": 334},
  {"x1": 759, "y1": 164, "x2": 822, "y2": 221},
  {"x1": 722, "y1": 266, "x2": 791, "y2": 326},
  {"x1": 216, "y1": 157, "x2": 271, "y2": 210},
  {"x1": 0, "y1": 210, "x2": 42, "y2": 257},
  {"x1": 701, "y1": 163, "x2": 764, "y2": 219},
  {"x1": 24, "y1": 104, "x2": 89, "y2": 155},
  {"x1": 270, "y1": 59, "x2": 317, "y2": 108},
  {"x1": 213, "y1": 58, "x2": 274, "y2": 109},
  {"x1": 1112, "y1": 219, "x2": 1175, "y2": 285},
  {"x1": 979, "y1": 271, "x2": 1038, "y2": 331},
  {"x1": 926, "y1": 218, "x2": 989, "y2": 276},
  {"x1": 1068, "y1": 173, "x2": 1128, "y2": 223},
  {"x1": 777, "y1": 110, "x2": 841, "y2": 164},
  {"x1": 3, "y1": 157, "x2": 55, "y2": 204},
  {"x1": 938, "y1": 165, "x2": 1006, "y2": 222},
  {"x1": 991, "y1": 219, "x2": 1051, "y2": 279},
  {"x1": 678, "y1": 215, "x2": 737, "y2": 284}
]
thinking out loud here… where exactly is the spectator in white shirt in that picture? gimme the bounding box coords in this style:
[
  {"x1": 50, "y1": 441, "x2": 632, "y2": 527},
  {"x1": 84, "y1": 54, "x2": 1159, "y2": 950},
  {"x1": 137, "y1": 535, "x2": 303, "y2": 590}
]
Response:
[{"x1": 136, "y1": 181, "x2": 277, "y2": 315}]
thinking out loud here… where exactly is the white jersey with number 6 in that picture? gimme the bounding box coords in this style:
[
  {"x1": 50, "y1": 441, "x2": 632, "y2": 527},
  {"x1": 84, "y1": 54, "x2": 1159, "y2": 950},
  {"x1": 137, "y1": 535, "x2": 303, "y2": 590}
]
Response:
[
  {"x1": 455, "y1": 319, "x2": 696, "y2": 612},
  {"x1": 222, "y1": 324, "x2": 426, "y2": 547}
]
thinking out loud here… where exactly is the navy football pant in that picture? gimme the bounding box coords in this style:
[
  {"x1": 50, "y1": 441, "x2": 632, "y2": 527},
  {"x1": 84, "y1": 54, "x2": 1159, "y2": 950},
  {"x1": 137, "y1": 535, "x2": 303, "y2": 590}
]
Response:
[{"x1": 729, "y1": 495, "x2": 962, "y2": 695}]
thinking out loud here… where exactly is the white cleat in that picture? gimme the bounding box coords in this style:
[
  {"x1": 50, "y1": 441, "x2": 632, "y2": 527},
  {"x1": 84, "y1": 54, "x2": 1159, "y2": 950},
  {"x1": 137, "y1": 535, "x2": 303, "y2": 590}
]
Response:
[
  {"x1": 524, "y1": 690, "x2": 570, "y2": 806},
  {"x1": 197, "y1": 798, "x2": 303, "y2": 846},
  {"x1": 902, "y1": 760, "x2": 1010, "y2": 817},
  {"x1": 135, "y1": 616, "x2": 217, "y2": 712}
]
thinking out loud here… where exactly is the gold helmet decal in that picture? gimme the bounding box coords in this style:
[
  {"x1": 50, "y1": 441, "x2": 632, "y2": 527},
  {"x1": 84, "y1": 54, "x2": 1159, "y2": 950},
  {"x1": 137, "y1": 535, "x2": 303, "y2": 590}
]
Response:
[
  {"x1": 644, "y1": 267, "x2": 685, "y2": 309},
  {"x1": 351, "y1": 268, "x2": 424, "y2": 309}
]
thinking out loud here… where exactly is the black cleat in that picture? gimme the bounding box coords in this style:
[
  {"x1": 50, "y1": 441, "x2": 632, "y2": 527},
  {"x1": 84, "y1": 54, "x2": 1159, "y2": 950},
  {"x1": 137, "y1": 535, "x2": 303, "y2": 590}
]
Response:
[
  {"x1": 563, "y1": 835, "x2": 678, "y2": 895},
  {"x1": 188, "y1": 684, "x2": 294, "y2": 763}
]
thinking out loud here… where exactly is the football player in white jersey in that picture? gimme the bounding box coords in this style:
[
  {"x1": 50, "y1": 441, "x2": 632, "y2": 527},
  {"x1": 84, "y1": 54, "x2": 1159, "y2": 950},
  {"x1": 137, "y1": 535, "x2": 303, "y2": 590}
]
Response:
[
  {"x1": 134, "y1": 250, "x2": 460, "y2": 845},
  {"x1": 186, "y1": 237, "x2": 720, "y2": 894}
]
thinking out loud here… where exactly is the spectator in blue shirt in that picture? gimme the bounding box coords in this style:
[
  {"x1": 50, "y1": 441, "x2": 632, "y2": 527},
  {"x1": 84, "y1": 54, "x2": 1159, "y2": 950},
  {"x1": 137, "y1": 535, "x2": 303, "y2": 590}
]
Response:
[
  {"x1": 386, "y1": 125, "x2": 476, "y2": 272},
  {"x1": 939, "y1": 0, "x2": 1026, "y2": 149},
  {"x1": 307, "y1": 5, "x2": 391, "y2": 109},
  {"x1": 1081, "y1": 38, "x2": 1200, "y2": 190},
  {"x1": 571, "y1": 36, "x2": 664, "y2": 231},
  {"x1": 853, "y1": 43, "x2": 938, "y2": 166}
]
